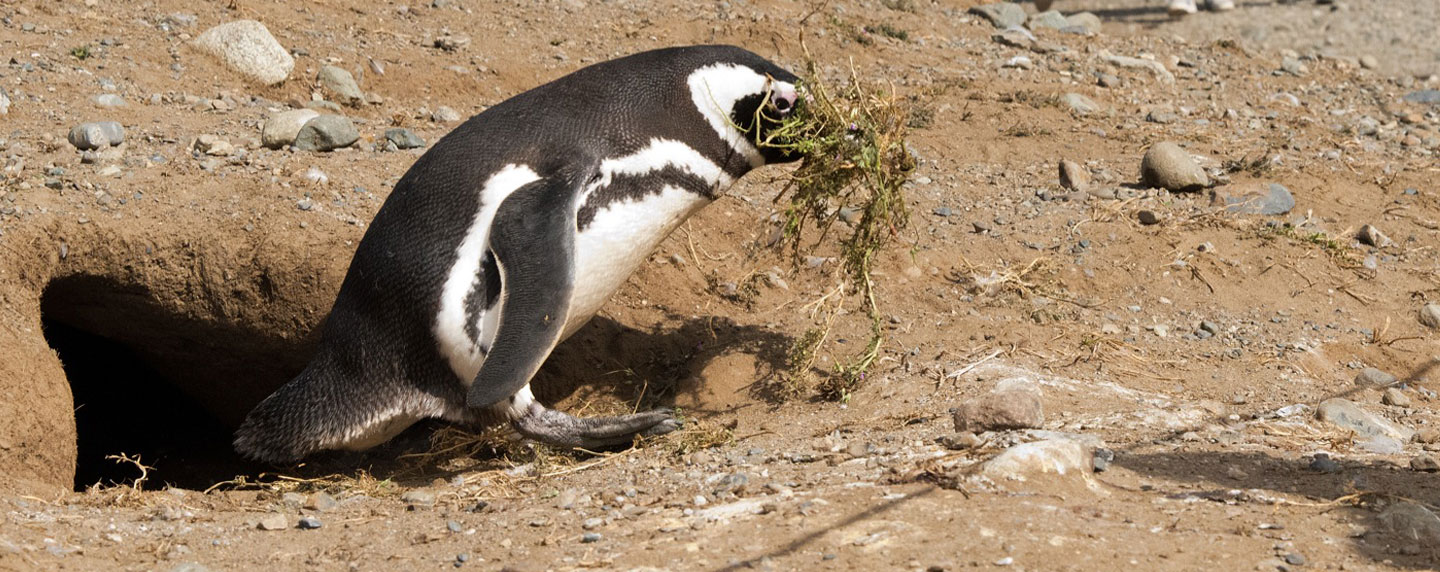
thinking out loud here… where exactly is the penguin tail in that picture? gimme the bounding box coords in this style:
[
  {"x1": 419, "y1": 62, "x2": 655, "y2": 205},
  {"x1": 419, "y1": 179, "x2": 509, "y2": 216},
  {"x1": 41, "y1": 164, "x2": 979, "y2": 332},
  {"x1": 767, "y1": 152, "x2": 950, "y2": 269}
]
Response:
[{"x1": 233, "y1": 355, "x2": 401, "y2": 464}]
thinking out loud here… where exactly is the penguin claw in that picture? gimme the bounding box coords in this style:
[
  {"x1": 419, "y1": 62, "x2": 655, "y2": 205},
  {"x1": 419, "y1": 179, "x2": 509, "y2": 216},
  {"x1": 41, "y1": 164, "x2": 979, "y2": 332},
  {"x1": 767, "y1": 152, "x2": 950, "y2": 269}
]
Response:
[
  {"x1": 511, "y1": 406, "x2": 681, "y2": 449},
  {"x1": 641, "y1": 417, "x2": 682, "y2": 437}
]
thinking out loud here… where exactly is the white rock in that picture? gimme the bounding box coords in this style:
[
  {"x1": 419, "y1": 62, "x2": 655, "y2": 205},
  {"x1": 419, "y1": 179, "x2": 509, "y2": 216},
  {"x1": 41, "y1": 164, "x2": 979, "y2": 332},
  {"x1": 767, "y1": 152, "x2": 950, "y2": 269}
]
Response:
[
  {"x1": 980, "y1": 439, "x2": 1094, "y2": 483},
  {"x1": 192, "y1": 20, "x2": 294, "y2": 86},
  {"x1": 261, "y1": 109, "x2": 321, "y2": 149},
  {"x1": 1419, "y1": 303, "x2": 1440, "y2": 329}
]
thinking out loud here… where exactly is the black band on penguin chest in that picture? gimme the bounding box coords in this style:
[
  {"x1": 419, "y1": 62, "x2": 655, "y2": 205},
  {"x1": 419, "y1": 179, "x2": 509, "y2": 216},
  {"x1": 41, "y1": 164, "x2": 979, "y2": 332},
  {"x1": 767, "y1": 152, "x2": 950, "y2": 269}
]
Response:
[{"x1": 575, "y1": 165, "x2": 717, "y2": 230}]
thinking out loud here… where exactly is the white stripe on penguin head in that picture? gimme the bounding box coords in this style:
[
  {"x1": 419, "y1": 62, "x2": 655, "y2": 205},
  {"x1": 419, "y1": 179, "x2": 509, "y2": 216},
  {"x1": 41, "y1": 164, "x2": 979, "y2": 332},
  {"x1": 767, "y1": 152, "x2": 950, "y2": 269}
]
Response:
[
  {"x1": 435, "y1": 163, "x2": 540, "y2": 384},
  {"x1": 686, "y1": 63, "x2": 774, "y2": 169}
]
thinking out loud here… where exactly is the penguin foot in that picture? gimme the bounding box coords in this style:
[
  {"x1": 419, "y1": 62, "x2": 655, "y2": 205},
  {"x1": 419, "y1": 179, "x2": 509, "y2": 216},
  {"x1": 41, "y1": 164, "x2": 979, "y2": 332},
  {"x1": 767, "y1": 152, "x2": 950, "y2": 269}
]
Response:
[{"x1": 511, "y1": 404, "x2": 681, "y2": 449}]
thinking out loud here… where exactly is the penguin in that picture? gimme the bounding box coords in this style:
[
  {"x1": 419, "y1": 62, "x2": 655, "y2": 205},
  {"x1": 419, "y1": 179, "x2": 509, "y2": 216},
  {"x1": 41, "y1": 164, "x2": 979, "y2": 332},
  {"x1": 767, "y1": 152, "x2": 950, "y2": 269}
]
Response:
[{"x1": 234, "y1": 45, "x2": 803, "y2": 463}]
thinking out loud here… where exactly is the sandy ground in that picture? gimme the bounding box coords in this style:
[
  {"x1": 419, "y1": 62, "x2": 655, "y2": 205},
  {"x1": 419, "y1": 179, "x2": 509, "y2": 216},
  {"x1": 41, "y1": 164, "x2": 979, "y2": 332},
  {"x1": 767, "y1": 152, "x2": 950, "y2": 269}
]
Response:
[{"x1": 1, "y1": 0, "x2": 1438, "y2": 570}]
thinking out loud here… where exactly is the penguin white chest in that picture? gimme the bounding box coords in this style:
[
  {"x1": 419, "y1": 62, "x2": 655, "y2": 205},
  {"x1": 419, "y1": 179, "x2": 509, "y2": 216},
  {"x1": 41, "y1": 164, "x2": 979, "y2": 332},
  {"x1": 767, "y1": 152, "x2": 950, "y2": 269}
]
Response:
[{"x1": 565, "y1": 185, "x2": 710, "y2": 333}]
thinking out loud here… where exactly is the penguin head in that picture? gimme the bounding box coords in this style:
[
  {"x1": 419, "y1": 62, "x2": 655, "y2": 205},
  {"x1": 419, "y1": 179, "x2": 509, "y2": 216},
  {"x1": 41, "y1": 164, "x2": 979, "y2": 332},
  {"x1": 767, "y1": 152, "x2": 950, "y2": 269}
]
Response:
[{"x1": 684, "y1": 49, "x2": 803, "y2": 167}]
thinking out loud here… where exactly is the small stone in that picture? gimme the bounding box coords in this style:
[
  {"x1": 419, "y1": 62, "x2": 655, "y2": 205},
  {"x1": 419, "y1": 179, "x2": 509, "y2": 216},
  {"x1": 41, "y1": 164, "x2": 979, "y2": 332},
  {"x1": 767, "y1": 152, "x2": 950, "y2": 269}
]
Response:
[
  {"x1": 581, "y1": 518, "x2": 603, "y2": 530},
  {"x1": 1412, "y1": 455, "x2": 1440, "y2": 472},
  {"x1": 293, "y1": 115, "x2": 359, "y2": 152},
  {"x1": 1059, "y1": 93, "x2": 1102, "y2": 116},
  {"x1": 1354, "y1": 367, "x2": 1397, "y2": 389},
  {"x1": 581, "y1": 532, "x2": 602, "y2": 543},
  {"x1": 296, "y1": 516, "x2": 322, "y2": 530},
  {"x1": 91, "y1": 93, "x2": 127, "y2": 108},
  {"x1": 432, "y1": 106, "x2": 463, "y2": 123},
  {"x1": 1356, "y1": 224, "x2": 1392, "y2": 247},
  {"x1": 952, "y1": 382, "x2": 1044, "y2": 432},
  {"x1": 1091, "y1": 448, "x2": 1114, "y2": 472},
  {"x1": 979, "y1": 439, "x2": 1095, "y2": 483},
  {"x1": 1140, "y1": 141, "x2": 1209, "y2": 192},
  {"x1": 447, "y1": 520, "x2": 463, "y2": 533},
  {"x1": 1225, "y1": 466, "x2": 1248, "y2": 480},
  {"x1": 933, "y1": 206, "x2": 953, "y2": 217},
  {"x1": 1308, "y1": 453, "x2": 1341, "y2": 473},
  {"x1": 1421, "y1": 304, "x2": 1440, "y2": 329},
  {"x1": 1414, "y1": 428, "x2": 1440, "y2": 444},
  {"x1": 1212, "y1": 182, "x2": 1295, "y2": 216},
  {"x1": 257, "y1": 514, "x2": 288, "y2": 530},
  {"x1": 1316, "y1": 398, "x2": 1414, "y2": 441},
  {"x1": 384, "y1": 128, "x2": 427, "y2": 150},
  {"x1": 304, "y1": 492, "x2": 339, "y2": 511},
  {"x1": 1375, "y1": 502, "x2": 1440, "y2": 546},
  {"x1": 1026, "y1": 10, "x2": 1069, "y2": 31},
  {"x1": 1280, "y1": 56, "x2": 1308, "y2": 76},
  {"x1": 1065, "y1": 12, "x2": 1102, "y2": 35},
  {"x1": 1359, "y1": 55, "x2": 1378, "y2": 70},
  {"x1": 317, "y1": 66, "x2": 364, "y2": 106},
  {"x1": 1136, "y1": 210, "x2": 1160, "y2": 225},
  {"x1": 193, "y1": 134, "x2": 234, "y2": 156},
  {"x1": 939, "y1": 432, "x2": 984, "y2": 450},
  {"x1": 1096, "y1": 73, "x2": 1121, "y2": 88},
  {"x1": 192, "y1": 20, "x2": 294, "y2": 85},
  {"x1": 1401, "y1": 90, "x2": 1440, "y2": 104},
  {"x1": 969, "y1": 3, "x2": 1027, "y2": 28},
  {"x1": 0, "y1": 87, "x2": 10, "y2": 115},
  {"x1": 1002, "y1": 56, "x2": 1033, "y2": 70},
  {"x1": 261, "y1": 109, "x2": 321, "y2": 149},
  {"x1": 68, "y1": 121, "x2": 125, "y2": 150},
  {"x1": 1283, "y1": 553, "x2": 1306, "y2": 566},
  {"x1": 1058, "y1": 160, "x2": 1089, "y2": 192},
  {"x1": 433, "y1": 34, "x2": 471, "y2": 51},
  {"x1": 1382, "y1": 388, "x2": 1411, "y2": 408},
  {"x1": 400, "y1": 489, "x2": 437, "y2": 507}
]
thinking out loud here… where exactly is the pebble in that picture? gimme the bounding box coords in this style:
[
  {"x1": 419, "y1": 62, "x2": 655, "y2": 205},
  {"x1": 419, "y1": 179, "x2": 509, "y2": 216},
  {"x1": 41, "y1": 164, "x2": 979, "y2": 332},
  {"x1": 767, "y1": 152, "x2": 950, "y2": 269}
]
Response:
[
  {"x1": 1059, "y1": 93, "x2": 1102, "y2": 116},
  {"x1": 261, "y1": 109, "x2": 321, "y2": 149},
  {"x1": 257, "y1": 514, "x2": 288, "y2": 531},
  {"x1": 91, "y1": 93, "x2": 127, "y2": 108},
  {"x1": 1308, "y1": 453, "x2": 1341, "y2": 473},
  {"x1": 317, "y1": 65, "x2": 364, "y2": 106},
  {"x1": 432, "y1": 106, "x2": 463, "y2": 123},
  {"x1": 979, "y1": 438, "x2": 1095, "y2": 484},
  {"x1": 1066, "y1": 12, "x2": 1102, "y2": 35},
  {"x1": 1213, "y1": 182, "x2": 1295, "y2": 216},
  {"x1": 1315, "y1": 398, "x2": 1414, "y2": 441},
  {"x1": 193, "y1": 134, "x2": 234, "y2": 156},
  {"x1": 384, "y1": 128, "x2": 427, "y2": 150},
  {"x1": 1091, "y1": 448, "x2": 1114, "y2": 472},
  {"x1": 581, "y1": 517, "x2": 603, "y2": 530},
  {"x1": 932, "y1": 206, "x2": 953, "y2": 217},
  {"x1": 0, "y1": 87, "x2": 10, "y2": 115},
  {"x1": 447, "y1": 520, "x2": 463, "y2": 533},
  {"x1": 68, "y1": 121, "x2": 125, "y2": 150},
  {"x1": 1381, "y1": 388, "x2": 1411, "y2": 408},
  {"x1": 969, "y1": 3, "x2": 1027, "y2": 29},
  {"x1": 1283, "y1": 553, "x2": 1306, "y2": 566},
  {"x1": 1140, "y1": 141, "x2": 1209, "y2": 192},
  {"x1": 1098, "y1": 50, "x2": 1175, "y2": 84},
  {"x1": 1353, "y1": 367, "x2": 1397, "y2": 389},
  {"x1": 1280, "y1": 56, "x2": 1308, "y2": 76},
  {"x1": 296, "y1": 516, "x2": 322, "y2": 530},
  {"x1": 168, "y1": 564, "x2": 211, "y2": 572},
  {"x1": 1058, "y1": 160, "x2": 1089, "y2": 192},
  {"x1": 1411, "y1": 455, "x2": 1439, "y2": 472},
  {"x1": 294, "y1": 115, "x2": 359, "y2": 152},
  {"x1": 581, "y1": 532, "x2": 602, "y2": 543},
  {"x1": 952, "y1": 382, "x2": 1045, "y2": 432},
  {"x1": 1376, "y1": 502, "x2": 1440, "y2": 547},
  {"x1": 1359, "y1": 55, "x2": 1379, "y2": 70},
  {"x1": 1401, "y1": 90, "x2": 1440, "y2": 104},
  {"x1": 1136, "y1": 210, "x2": 1160, "y2": 225},
  {"x1": 305, "y1": 492, "x2": 339, "y2": 511},
  {"x1": 1002, "y1": 56, "x2": 1033, "y2": 70},
  {"x1": 1420, "y1": 304, "x2": 1440, "y2": 329},
  {"x1": 192, "y1": 20, "x2": 294, "y2": 85},
  {"x1": 1356, "y1": 224, "x2": 1392, "y2": 247},
  {"x1": 1027, "y1": 10, "x2": 1069, "y2": 30}
]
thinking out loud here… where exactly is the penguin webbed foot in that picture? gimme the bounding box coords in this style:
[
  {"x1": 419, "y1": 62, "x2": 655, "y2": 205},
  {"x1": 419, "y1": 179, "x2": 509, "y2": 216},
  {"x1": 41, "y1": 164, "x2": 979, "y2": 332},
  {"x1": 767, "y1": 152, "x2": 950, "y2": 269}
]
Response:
[{"x1": 511, "y1": 405, "x2": 681, "y2": 449}]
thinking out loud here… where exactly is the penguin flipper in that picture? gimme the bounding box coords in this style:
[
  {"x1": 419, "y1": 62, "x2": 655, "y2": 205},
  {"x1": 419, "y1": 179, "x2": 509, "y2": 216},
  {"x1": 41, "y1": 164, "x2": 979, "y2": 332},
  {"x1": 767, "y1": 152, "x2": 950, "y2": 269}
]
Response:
[{"x1": 466, "y1": 172, "x2": 581, "y2": 408}]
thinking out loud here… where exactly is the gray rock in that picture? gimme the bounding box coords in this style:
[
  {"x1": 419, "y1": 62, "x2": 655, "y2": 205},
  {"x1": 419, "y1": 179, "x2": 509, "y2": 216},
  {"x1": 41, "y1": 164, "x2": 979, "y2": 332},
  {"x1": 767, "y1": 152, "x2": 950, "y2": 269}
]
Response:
[
  {"x1": 261, "y1": 109, "x2": 321, "y2": 149},
  {"x1": 1136, "y1": 210, "x2": 1161, "y2": 225},
  {"x1": 384, "y1": 128, "x2": 427, "y2": 150},
  {"x1": 1059, "y1": 93, "x2": 1102, "y2": 116},
  {"x1": 1356, "y1": 224, "x2": 1392, "y2": 247},
  {"x1": 1099, "y1": 49, "x2": 1175, "y2": 84},
  {"x1": 1413, "y1": 455, "x2": 1439, "y2": 472},
  {"x1": 992, "y1": 28, "x2": 1038, "y2": 50},
  {"x1": 293, "y1": 115, "x2": 359, "y2": 152},
  {"x1": 91, "y1": 93, "x2": 126, "y2": 108},
  {"x1": 1420, "y1": 304, "x2": 1440, "y2": 329},
  {"x1": 980, "y1": 439, "x2": 1094, "y2": 482},
  {"x1": 167, "y1": 564, "x2": 212, "y2": 572},
  {"x1": 1280, "y1": 56, "x2": 1308, "y2": 76},
  {"x1": 400, "y1": 489, "x2": 437, "y2": 507},
  {"x1": 1308, "y1": 453, "x2": 1341, "y2": 473},
  {"x1": 306, "y1": 100, "x2": 343, "y2": 113},
  {"x1": 581, "y1": 532, "x2": 602, "y2": 543},
  {"x1": 1316, "y1": 398, "x2": 1414, "y2": 441},
  {"x1": 192, "y1": 20, "x2": 294, "y2": 86},
  {"x1": 432, "y1": 106, "x2": 463, "y2": 123},
  {"x1": 296, "y1": 516, "x2": 322, "y2": 529},
  {"x1": 317, "y1": 66, "x2": 363, "y2": 106},
  {"x1": 1058, "y1": 160, "x2": 1089, "y2": 192},
  {"x1": 969, "y1": 2, "x2": 1027, "y2": 28},
  {"x1": 1375, "y1": 502, "x2": 1440, "y2": 546},
  {"x1": 952, "y1": 381, "x2": 1044, "y2": 432},
  {"x1": 1381, "y1": 388, "x2": 1411, "y2": 408},
  {"x1": 1402, "y1": 90, "x2": 1440, "y2": 104},
  {"x1": 1027, "y1": 10, "x2": 1069, "y2": 31},
  {"x1": 1213, "y1": 182, "x2": 1295, "y2": 215},
  {"x1": 1066, "y1": 12, "x2": 1102, "y2": 35},
  {"x1": 1355, "y1": 367, "x2": 1397, "y2": 389},
  {"x1": 68, "y1": 121, "x2": 125, "y2": 150},
  {"x1": 1140, "y1": 141, "x2": 1209, "y2": 192},
  {"x1": 305, "y1": 492, "x2": 339, "y2": 512},
  {"x1": 257, "y1": 514, "x2": 288, "y2": 531}
]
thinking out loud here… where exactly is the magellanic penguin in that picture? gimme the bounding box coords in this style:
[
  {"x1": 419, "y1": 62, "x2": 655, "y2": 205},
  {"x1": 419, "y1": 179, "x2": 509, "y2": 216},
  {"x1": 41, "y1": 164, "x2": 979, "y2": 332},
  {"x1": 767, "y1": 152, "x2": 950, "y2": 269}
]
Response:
[{"x1": 234, "y1": 45, "x2": 803, "y2": 463}]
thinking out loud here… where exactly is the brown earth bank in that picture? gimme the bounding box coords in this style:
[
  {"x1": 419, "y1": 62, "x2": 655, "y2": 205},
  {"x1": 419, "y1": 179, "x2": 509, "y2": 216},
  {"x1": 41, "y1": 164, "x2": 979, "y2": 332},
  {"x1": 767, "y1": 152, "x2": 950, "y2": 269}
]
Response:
[{"x1": 1, "y1": 0, "x2": 1438, "y2": 570}]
